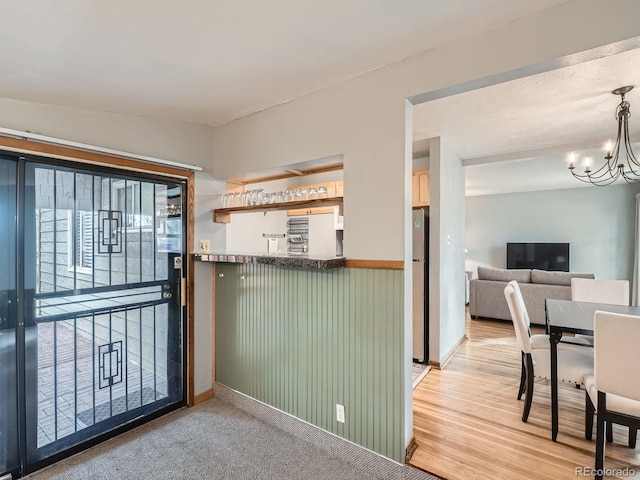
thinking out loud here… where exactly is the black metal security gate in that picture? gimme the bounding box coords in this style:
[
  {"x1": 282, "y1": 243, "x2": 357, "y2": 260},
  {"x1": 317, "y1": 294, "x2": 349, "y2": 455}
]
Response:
[{"x1": 0, "y1": 152, "x2": 187, "y2": 478}]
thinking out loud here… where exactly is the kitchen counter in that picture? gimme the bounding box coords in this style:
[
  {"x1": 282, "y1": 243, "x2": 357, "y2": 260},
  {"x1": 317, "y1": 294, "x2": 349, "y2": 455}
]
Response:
[{"x1": 192, "y1": 252, "x2": 345, "y2": 270}]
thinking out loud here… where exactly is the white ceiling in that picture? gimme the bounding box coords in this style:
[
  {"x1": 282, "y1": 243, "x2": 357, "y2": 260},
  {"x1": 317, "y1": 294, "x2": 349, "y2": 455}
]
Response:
[
  {"x1": 2, "y1": 1, "x2": 638, "y2": 195},
  {"x1": 413, "y1": 47, "x2": 640, "y2": 195},
  {"x1": 0, "y1": 0, "x2": 569, "y2": 126}
]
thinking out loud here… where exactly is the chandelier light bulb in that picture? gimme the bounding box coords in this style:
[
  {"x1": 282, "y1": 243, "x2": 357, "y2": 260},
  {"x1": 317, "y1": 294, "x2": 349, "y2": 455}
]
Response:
[
  {"x1": 568, "y1": 152, "x2": 576, "y2": 169},
  {"x1": 605, "y1": 140, "x2": 613, "y2": 157},
  {"x1": 584, "y1": 157, "x2": 591, "y2": 173}
]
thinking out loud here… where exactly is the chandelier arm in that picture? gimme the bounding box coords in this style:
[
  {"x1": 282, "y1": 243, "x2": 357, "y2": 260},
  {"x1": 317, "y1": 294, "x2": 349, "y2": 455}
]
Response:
[
  {"x1": 609, "y1": 116, "x2": 624, "y2": 170},
  {"x1": 622, "y1": 166, "x2": 640, "y2": 181},
  {"x1": 570, "y1": 171, "x2": 599, "y2": 184},
  {"x1": 586, "y1": 161, "x2": 618, "y2": 179},
  {"x1": 622, "y1": 156, "x2": 640, "y2": 178},
  {"x1": 623, "y1": 119, "x2": 640, "y2": 167},
  {"x1": 621, "y1": 169, "x2": 640, "y2": 183},
  {"x1": 589, "y1": 169, "x2": 622, "y2": 186},
  {"x1": 571, "y1": 168, "x2": 621, "y2": 185}
]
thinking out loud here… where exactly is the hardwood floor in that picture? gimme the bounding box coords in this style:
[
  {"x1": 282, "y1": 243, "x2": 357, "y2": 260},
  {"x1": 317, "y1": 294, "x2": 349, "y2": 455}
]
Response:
[{"x1": 410, "y1": 311, "x2": 640, "y2": 480}]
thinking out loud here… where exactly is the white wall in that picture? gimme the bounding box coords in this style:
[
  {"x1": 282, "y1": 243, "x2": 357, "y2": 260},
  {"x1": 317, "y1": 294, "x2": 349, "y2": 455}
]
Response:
[
  {"x1": 413, "y1": 156, "x2": 430, "y2": 170},
  {"x1": 287, "y1": 169, "x2": 343, "y2": 187},
  {"x1": 0, "y1": 98, "x2": 214, "y2": 172},
  {"x1": 226, "y1": 210, "x2": 336, "y2": 256},
  {"x1": 211, "y1": 0, "x2": 640, "y2": 458},
  {"x1": 193, "y1": 172, "x2": 227, "y2": 394},
  {"x1": 428, "y1": 138, "x2": 466, "y2": 364},
  {"x1": 213, "y1": 1, "x2": 640, "y2": 260},
  {"x1": 226, "y1": 210, "x2": 288, "y2": 253},
  {"x1": 466, "y1": 184, "x2": 640, "y2": 282}
]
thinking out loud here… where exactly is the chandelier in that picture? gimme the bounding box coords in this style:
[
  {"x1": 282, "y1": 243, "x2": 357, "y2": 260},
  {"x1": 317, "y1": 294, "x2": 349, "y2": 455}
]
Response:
[{"x1": 569, "y1": 86, "x2": 640, "y2": 186}]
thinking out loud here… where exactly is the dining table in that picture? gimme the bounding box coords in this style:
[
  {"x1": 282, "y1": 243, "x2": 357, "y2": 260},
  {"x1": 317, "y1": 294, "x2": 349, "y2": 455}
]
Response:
[{"x1": 545, "y1": 298, "x2": 640, "y2": 441}]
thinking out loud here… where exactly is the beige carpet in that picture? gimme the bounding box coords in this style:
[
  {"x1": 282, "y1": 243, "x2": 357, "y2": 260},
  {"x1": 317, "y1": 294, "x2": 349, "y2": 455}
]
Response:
[{"x1": 24, "y1": 397, "x2": 439, "y2": 480}]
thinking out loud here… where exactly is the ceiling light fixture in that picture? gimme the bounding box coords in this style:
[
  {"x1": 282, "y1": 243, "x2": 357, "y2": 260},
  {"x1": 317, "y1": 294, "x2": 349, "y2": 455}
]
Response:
[{"x1": 569, "y1": 86, "x2": 639, "y2": 186}]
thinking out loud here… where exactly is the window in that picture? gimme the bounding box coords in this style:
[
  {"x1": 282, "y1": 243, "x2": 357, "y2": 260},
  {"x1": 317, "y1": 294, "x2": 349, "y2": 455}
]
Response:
[
  {"x1": 68, "y1": 210, "x2": 93, "y2": 272},
  {"x1": 110, "y1": 180, "x2": 154, "y2": 229}
]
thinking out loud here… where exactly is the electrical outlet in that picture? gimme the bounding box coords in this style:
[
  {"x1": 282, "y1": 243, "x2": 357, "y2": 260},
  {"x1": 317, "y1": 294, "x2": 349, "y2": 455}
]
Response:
[
  {"x1": 199, "y1": 239, "x2": 210, "y2": 254},
  {"x1": 336, "y1": 403, "x2": 345, "y2": 423}
]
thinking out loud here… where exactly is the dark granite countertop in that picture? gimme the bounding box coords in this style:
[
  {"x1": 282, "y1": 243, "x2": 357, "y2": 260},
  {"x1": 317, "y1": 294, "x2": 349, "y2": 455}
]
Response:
[{"x1": 192, "y1": 252, "x2": 345, "y2": 270}]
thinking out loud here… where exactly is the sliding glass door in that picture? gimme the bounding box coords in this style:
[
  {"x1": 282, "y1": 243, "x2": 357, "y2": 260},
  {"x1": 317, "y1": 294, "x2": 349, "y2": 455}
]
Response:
[
  {"x1": 0, "y1": 153, "x2": 187, "y2": 477},
  {"x1": 0, "y1": 156, "x2": 19, "y2": 478}
]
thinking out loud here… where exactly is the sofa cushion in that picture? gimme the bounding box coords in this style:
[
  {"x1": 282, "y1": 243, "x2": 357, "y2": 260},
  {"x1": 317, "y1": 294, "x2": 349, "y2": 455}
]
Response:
[
  {"x1": 530, "y1": 269, "x2": 595, "y2": 286},
  {"x1": 518, "y1": 282, "x2": 572, "y2": 325},
  {"x1": 477, "y1": 266, "x2": 531, "y2": 283}
]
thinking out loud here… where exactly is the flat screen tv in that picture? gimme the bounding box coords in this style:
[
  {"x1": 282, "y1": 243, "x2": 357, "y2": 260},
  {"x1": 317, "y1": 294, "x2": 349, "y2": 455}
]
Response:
[{"x1": 506, "y1": 243, "x2": 570, "y2": 272}]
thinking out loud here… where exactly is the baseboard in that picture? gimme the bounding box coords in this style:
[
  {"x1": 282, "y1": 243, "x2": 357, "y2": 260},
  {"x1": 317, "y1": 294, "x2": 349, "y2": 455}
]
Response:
[
  {"x1": 430, "y1": 335, "x2": 467, "y2": 370},
  {"x1": 193, "y1": 388, "x2": 214, "y2": 405},
  {"x1": 405, "y1": 436, "x2": 418, "y2": 462},
  {"x1": 214, "y1": 382, "x2": 438, "y2": 480}
]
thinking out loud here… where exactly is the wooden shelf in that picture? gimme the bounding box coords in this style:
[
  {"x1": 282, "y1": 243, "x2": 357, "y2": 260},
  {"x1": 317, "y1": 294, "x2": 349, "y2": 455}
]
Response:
[{"x1": 213, "y1": 196, "x2": 343, "y2": 223}]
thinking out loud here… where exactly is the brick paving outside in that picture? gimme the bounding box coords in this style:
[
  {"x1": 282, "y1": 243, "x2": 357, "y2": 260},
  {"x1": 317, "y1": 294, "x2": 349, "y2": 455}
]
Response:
[{"x1": 37, "y1": 320, "x2": 168, "y2": 447}]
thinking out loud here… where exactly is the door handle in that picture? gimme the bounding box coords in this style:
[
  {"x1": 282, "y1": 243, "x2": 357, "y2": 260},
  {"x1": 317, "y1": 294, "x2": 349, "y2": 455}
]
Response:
[{"x1": 162, "y1": 282, "x2": 173, "y2": 300}]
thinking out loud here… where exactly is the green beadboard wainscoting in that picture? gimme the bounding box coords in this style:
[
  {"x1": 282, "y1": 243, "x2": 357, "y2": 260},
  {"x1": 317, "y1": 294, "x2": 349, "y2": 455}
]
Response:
[{"x1": 215, "y1": 263, "x2": 405, "y2": 463}]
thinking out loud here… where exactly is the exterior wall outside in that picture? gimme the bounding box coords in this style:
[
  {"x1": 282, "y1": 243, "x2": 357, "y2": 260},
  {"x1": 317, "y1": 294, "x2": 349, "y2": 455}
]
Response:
[{"x1": 37, "y1": 209, "x2": 161, "y2": 291}]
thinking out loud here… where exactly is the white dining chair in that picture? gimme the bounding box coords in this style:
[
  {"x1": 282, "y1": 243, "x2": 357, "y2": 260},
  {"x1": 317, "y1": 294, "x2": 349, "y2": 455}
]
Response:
[
  {"x1": 571, "y1": 278, "x2": 629, "y2": 306},
  {"x1": 504, "y1": 281, "x2": 594, "y2": 422},
  {"x1": 571, "y1": 278, "x2": 630, "y2": 348},
  {"x1": 584, "y1": 311, "x2": 640, "y2": 480},
  {"x1": 507, "y1": 279, "x2": 591, "y2": 350}
]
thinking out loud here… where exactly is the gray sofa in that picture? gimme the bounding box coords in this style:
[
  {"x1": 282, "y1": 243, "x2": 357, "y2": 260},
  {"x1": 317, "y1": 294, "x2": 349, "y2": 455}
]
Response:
[{"x1": 469, "y1": 267, "x2": 596, "y2": 325}]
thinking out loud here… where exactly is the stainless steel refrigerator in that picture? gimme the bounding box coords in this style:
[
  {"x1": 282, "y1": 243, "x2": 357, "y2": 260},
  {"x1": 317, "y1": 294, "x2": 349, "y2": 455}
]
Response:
[{"x1": 412, "y1": 208, "x2": 429, "y2": 363}]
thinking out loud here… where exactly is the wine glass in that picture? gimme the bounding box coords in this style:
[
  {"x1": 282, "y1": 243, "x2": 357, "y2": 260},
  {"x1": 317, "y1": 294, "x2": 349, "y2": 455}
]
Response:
[
  {"x1": 285, "y1": 190, "x2": 295, "y2": 202},
  {"x1": 308, "y1": 187, "x2": 318, "y2": 200},
  {"x1": 317, "y1": 186, "x2": 328, "y2": 199}
]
